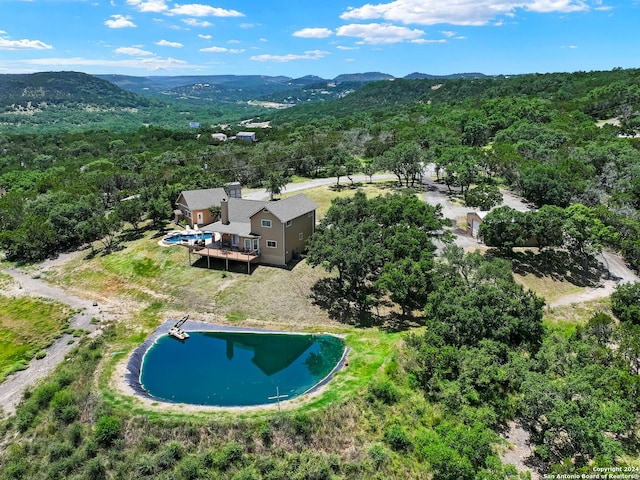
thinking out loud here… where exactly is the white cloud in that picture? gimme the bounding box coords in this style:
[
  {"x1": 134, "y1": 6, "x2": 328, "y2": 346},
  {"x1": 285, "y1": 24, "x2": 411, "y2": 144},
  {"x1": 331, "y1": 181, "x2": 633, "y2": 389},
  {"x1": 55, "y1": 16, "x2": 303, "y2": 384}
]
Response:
[
  {"x1": 527, "y1": 0, "x2": 588, "y2": 13},
  {"x1": 0, "y1": 37, "x2": 54, "y2": 50},
  {"x1": 250, "y1": 50, "x2": 330, "y2": 62},
  {"x1": 156, "y1": 39, "x2": 183, "y2": 47},
  {"x1": 259, "y1": 38, "x2": 268, "y2": 42},
  {"x1": 336, "y1": 23, "x2": 424, "y2": 44},
  {"x1": 240, "y1": 23, "x2": 258, "y2": 28},
  {"x1": 169, "y1": 4, "x2": 244, "y2": 17},
  {"x1": 200, "y1": 46, "x2": 245, "y2": 53},
  {"x1": 293, "y1": 27, "x2": 333, "y2": 38},
  {"x1": 115, "y1": 46, "x2": 154, "y2": 56},
  {"x1": 227, "y1": 39, "x2": 241, "y2": 44},
  {"x1": 561, "y1": 44, "x2": 579, "y2": 48},
  {"x1": 182, "y1": 18, "x2": 212, "y2": 27},
  {"x1": 336, "y1": 45, "x2": 359, "y2": 50},
  {"x1": 441, "y1": 30, "x2": 456, "y2": 37},
  {"x1": 340, "y1": 0, "x2": 591, "y2": 26},
  {"x1": 411, "y1": 38, "x2": 446, "y2": 44},
  {"x1": 198, "y1": 34, "x2": 212, "y2": 39},
  {"x1": 20, "y1": 56, "x2": 191, "y2": 72},
  {"x1": 126, "y1": 0, "x2": 168, "y2": 13},
  {"x1": 105, "y1": 14, "x2": 137, "y2": 28}
]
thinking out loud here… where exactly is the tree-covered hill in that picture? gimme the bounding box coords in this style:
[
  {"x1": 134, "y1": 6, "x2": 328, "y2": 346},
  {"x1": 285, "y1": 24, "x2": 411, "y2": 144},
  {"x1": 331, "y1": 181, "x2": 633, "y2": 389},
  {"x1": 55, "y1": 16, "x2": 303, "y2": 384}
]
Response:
[
  {"x1": 269, "y1": 68, "x2": 640, "y2": 124},
  {"x1": 0, "y1": 71, "x2": 151, "y2": 109}
]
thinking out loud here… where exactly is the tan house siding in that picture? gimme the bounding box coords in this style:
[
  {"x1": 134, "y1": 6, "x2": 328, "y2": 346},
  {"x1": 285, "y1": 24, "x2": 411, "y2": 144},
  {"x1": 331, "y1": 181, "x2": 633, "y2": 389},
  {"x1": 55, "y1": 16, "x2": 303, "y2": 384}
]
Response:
[
  {"x1": 192, "y1": 208, "x2": 215, "y2": 227},
  {"x1": 283, "y1": 211, "x2": 315, "y2": 262},
  {"x1": 251, "y1": 210, "x2": 286, "y2": 265}
]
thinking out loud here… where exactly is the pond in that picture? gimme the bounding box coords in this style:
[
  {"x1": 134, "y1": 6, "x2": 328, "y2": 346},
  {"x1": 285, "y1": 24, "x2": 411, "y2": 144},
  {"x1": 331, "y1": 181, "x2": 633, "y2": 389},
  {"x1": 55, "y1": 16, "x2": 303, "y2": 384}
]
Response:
[{"x1": 139, "y1": 332, "x2": 345, "y2": 407}]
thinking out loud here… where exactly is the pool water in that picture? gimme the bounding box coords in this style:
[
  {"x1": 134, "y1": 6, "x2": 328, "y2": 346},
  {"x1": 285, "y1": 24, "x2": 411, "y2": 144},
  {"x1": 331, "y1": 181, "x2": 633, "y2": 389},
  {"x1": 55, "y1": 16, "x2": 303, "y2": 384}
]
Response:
[
  {"x1": 163, "y1": 232, "x2": 213, "y2": 244},
  {"x1": 140, "y1": 332, "x2": 345, "y2": 406}
]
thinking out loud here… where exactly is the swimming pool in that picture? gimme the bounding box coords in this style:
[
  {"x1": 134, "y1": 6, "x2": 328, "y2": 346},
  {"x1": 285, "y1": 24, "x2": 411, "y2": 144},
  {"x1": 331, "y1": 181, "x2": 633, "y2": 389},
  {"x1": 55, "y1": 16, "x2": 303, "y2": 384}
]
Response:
[
  {"x1": 139, "y1": 331, "x2": 345, "y2": 407},
  {"x1": 162, "y1": 231, "x2": 214, "y2": 245}
]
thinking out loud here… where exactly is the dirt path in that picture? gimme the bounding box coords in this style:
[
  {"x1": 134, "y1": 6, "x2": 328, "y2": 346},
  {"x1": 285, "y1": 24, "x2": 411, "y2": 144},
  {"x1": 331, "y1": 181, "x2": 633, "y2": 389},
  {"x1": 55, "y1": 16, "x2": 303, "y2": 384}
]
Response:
[
  {"x1": 550, "y1": 251, "x2": 639, "y2": 308},
  {"x1": 0, "y1": 255, "x2": 122, "y2": 418},
  {"x1": 500, "y1": 421, "x2": 540, "y2": 479}
]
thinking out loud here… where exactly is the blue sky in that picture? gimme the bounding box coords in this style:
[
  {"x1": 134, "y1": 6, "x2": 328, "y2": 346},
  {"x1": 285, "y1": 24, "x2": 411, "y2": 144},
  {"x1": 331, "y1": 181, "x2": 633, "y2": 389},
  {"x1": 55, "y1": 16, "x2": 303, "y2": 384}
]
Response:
[{"x1": 0, "y1": 0, "x2": 638, "y2": 78}]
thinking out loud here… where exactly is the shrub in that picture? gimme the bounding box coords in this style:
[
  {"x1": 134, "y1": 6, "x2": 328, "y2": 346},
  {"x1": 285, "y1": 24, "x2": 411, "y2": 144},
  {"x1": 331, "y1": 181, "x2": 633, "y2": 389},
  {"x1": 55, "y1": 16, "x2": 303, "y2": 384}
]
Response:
[
  {"x1": 53, "y1": 368, "x2": 75, "y2": 387},
  {"x1": 139, "y1": 435, "x2": 161, "y2": 452},
  {"x1": 35, "y1": 350, "x2": 47, "y2": 360},
  {"x1": 611, "y1": 282, "x2": 640, "y2": 324},
  {"x1": 291, "y1": 412, "x2": 313, "y2": 438},
  {"x1": 48, "y1": 441, "x2": 73, "y2": 461},
  {"x1": 94, "y1": 416, "x2": 121, "y2": 447},
  {"x1": 383, "y1": 423, "x2": 412, "y2": 452},
  {"x1": 367, "y1": 378, "x2": 400, "y2": 404},
  {"x1": 84, "y1": 457, "x2": 106, "y2": 480},
  {"x1": 257, "y1": 421, "x2": 272, "y2": 445},
  {"x1": 66, "y1": 422, "x2": 83, "y2": 446},
  {"x1": 176, "y1": 456, "x2": 202, "y2": 480},
  {"x1": 51, "y1": 389, "x2": 76, "y2": 422},
  {"x1": 136, "y1": 453, "x2": 157, "y2": 476},
  {"x1": 32, "y1": 381, "x2": 61, "y2": 409},
  {"x1": 233, "y1": 467, "x2": 261, "y2": 480},
  {"x1": 15, "y1": 408, "x2": 36, "y2": 433},
  {"x1": 215, "y1": 442, "x2": 244, "y2": 470},
  {"x1": 368, "y1": 443, "x2": 390, "y2": 467},
  {"x1": 156, "y1": 441, "x2": 184, "y2": 470},
  {"x1": 3, "y1": 459, "x2": 27, "y2": 479}
]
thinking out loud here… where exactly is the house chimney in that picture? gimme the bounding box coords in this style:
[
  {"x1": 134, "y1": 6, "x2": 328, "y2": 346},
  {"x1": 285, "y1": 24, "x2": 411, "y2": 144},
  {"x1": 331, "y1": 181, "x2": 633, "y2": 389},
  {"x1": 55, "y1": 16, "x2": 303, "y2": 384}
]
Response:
[{"x1": 221, "y1": 198, "x2": 229, "y2": 225}]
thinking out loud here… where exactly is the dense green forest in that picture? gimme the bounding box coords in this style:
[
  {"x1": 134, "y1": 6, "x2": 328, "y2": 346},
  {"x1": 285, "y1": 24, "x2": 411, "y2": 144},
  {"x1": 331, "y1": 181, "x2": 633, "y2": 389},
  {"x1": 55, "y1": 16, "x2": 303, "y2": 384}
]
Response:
[{"x1": 1, "y1": 67, "x2": 640, "y2": 479}]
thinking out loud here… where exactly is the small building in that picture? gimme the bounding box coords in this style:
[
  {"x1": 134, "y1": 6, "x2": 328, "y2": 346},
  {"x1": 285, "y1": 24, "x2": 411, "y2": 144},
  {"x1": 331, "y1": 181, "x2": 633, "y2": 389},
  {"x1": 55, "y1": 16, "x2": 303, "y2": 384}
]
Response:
[
  {"x1": 466, "y1": 211, "x2": 489, "y2": 238},
  {"x1": 236, "y1": 131, "x2": 256, "y2": 142},
  {"x1": 211, "y1": 133, "x2": 227, "y2": 142},
  {"x1": 174, "y1": 183, "x2": 243, "y2": 228},
  {"x1": 189, "y1": 122, "x2": 200, "y2": 128},
  {"x1": 225, "y1": 182, "x2": 242, "y2": 198},
  {"x1": 175, "y1": 188, "x2": 227, "y2": 228}
]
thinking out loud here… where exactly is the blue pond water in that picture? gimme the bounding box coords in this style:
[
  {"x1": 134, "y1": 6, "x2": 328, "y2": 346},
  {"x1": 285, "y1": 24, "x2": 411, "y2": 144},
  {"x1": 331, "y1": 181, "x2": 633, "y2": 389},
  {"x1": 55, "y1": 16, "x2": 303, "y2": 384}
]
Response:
[
  {"x1": 163, "y1": 232, "x2": 213, "y2": 244},
  {"x1": 140, "y1": 332, "x2": 345, "y2": 406}
]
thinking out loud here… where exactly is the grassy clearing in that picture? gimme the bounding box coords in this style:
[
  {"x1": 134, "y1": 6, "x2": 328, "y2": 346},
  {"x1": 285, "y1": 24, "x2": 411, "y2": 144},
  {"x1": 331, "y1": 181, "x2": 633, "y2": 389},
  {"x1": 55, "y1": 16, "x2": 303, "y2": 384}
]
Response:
[
  {"x1": 0, "y1": 295, "x2": 72, "y2": 382},
  {"x1": 282, "y1": 180, "x2": 400, "y2": 218},
  {"x1": 543, "y1": 296, "x2": 611, "y2": 333},
  {"x1": 514, "y1": 273, "x2": 586, "y2": 304}
]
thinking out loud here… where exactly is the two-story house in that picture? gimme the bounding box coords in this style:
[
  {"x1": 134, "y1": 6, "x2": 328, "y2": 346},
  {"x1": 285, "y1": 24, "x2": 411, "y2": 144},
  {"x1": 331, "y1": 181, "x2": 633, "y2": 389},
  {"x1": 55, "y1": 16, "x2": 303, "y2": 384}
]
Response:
[{"x1": 198, "y1": 193, "x2": 317, "y2": 268}]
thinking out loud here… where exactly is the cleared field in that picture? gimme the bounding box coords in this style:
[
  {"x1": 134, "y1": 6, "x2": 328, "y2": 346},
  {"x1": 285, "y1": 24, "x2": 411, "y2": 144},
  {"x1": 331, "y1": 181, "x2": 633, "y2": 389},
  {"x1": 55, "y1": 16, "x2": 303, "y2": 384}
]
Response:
[
  {"x1": 282, "y1": 180, "x2": 401, "y2": 218},
  {"x1": 514, "y1": 273, "x2": 586, "y2": 304}
]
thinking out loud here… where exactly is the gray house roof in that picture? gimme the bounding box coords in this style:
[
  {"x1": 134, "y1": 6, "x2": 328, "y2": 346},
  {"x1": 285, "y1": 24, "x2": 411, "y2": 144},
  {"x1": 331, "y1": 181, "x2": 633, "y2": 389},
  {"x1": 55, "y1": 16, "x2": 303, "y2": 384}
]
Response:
[
  {"x1": 254, "y1": 194, "x2": 318, "y2": 223},
  {"x1": 200, "y1": 194, "x2": 317, "y2": 236},
  {"x1": 200, "y1": 198, "x2": 267, "y2": 237},
  {"x1": 177, "y1": 188, "x2": 227, "y2": 210}
]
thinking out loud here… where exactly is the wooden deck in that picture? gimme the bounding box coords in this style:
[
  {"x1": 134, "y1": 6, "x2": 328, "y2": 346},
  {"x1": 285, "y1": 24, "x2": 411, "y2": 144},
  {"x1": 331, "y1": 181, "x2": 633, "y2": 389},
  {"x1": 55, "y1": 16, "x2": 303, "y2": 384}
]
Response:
[{"x1": 189, "y1": 246, "x2": 259, "y2": 273}]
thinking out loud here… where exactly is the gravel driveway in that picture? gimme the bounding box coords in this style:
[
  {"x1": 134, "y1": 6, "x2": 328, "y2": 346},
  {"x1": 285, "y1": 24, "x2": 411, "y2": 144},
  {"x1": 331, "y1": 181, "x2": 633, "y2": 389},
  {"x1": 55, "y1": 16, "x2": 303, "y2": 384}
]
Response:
[{"x1": 0, "y1": 262, "x2": 113, "y2": 417}]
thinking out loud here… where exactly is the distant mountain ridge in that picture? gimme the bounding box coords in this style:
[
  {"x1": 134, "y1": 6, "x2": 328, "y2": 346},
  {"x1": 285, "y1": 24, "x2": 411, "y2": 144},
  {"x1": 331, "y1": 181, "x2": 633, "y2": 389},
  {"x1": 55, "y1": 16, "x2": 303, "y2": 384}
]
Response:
[{"x1": 404, "y1": 72, "x2": 488, "y2": 79}]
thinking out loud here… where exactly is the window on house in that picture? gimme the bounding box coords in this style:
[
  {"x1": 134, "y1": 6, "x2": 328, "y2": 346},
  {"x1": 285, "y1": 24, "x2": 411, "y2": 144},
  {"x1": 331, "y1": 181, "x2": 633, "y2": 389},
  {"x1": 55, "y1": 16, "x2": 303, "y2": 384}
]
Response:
[
  {"x1": 286, "y1": 220, "x2": 292, "y2": 227},
  {"x1": 266, "y1": 240, "x2": 277, "y2": 248},
  {"x1": 299, "y1": 232, "x2": 303, "y2": 240},
  {"x1": 261, "y1": 219, "x2": 272, "y2": 228}
]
